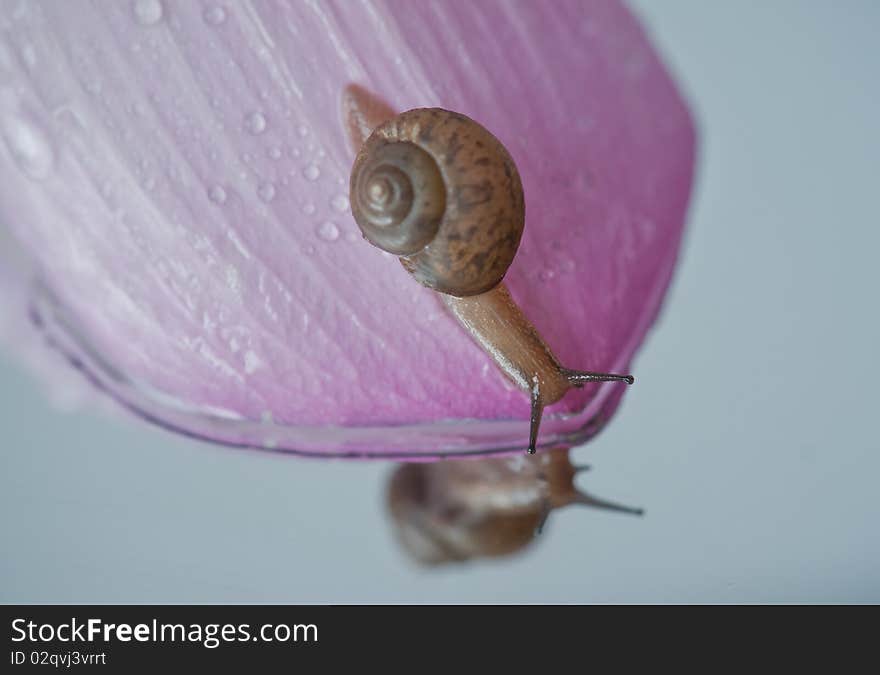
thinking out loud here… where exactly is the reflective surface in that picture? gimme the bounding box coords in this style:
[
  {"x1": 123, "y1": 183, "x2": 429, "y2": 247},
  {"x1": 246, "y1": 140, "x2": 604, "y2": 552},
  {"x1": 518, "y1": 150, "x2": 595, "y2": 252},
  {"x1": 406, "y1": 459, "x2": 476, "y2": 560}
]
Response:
[
  {"x1": 25, "y1": 280, "x2": 627, "y2": 459},
  {"x1": 3, "y1": 1, "x2": 880, "y2": 601}
]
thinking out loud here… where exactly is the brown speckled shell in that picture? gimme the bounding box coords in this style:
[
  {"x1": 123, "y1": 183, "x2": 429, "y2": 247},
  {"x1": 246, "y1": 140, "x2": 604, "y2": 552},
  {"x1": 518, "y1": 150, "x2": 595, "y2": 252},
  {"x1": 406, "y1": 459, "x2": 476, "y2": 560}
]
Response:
[{"x1": 352, "y1": 108, "x2": 525, "y2": 297}]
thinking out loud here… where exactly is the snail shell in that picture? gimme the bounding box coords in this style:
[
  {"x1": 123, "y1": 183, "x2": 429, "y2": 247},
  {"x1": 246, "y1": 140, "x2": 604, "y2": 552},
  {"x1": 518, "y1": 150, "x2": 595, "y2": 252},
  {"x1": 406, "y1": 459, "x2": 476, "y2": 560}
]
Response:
[{"x1": 350, "y1": 108, "x2": 525, "y2": 297}]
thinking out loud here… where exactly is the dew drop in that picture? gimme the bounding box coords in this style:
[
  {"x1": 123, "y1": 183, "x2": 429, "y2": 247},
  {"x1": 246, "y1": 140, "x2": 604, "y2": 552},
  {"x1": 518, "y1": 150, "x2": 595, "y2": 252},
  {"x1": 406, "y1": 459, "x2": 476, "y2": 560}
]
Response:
[
  {"x1": 559, "y1": 258, "x2": 576, "y2": 274},
  {"x1": 267, "y1": 146, "x2": 282, "y2": 160},
  {"x1": 257, "y1": 182, "x2": 276, "y2": 202},
  {"x1": 133, "y1": 0, "x2": 163, "y2": 26},
  {"x1": 330, "y1": 194, "x2": 350, "y2": 212},
  {"x1": 302, "y1": 203, "x2": 316, "y2": 215},
  {"x1": 297, "y1": 125, "x2": 308, "y2": 137},
  {"x1": 539, "y1": 269, "x2": 556, "y2": 283},
  {"x1": 244, "y1": 111, "x2": 266, "y2": 135},
  {"x1": 1, "y1": 113, "x2": 55, "y2": 181},
  {"x1": 20, "y1": 43, "x2": 36, "y2": 68},
  {"x1": 0, "y1": 41, "x2": 14, "y2": 72},
  {"x1": 225, "y1": 266, "x2": 241, "y2": 293},
  {"x1": 302, "y1": 164, "x2": 320, "y2": 181},
  {"x1": 203, "y1": 5, "x2": 226, "y2": 26},
  {"x1": 316, "y1": 221, "x2": 340, "y2": 242},
  {"x1": 207, "y1": 184, "x2": 227, "y2": 204},
  {"x1": 243, "y1": 350, "x2": 262, "y2": 374}
]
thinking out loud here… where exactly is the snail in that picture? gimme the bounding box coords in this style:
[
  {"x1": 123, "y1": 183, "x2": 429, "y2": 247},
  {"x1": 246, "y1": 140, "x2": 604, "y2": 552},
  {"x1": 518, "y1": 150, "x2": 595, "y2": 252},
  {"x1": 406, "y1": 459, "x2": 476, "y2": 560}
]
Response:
[
  {"x1": 387, "y1": 448, "x2": 643, "y2": 565},
  {"x1": 343, "y1": 84, "x2": 633, "y2": 454}
]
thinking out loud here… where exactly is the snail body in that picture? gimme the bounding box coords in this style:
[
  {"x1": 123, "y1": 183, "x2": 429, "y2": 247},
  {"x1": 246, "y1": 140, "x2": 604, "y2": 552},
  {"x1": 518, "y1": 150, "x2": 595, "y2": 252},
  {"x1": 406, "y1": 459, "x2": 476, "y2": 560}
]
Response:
[{"x1": 344, "y1": 85, "x2": 633, "y2": 453}]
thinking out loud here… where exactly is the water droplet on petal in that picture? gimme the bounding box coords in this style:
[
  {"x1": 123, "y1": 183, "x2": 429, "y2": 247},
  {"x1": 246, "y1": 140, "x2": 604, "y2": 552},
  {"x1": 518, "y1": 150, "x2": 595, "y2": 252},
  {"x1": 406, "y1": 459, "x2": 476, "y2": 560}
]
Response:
[
  {"x1": 203, "y1": 5, "x2": 226, "y2": 26},
  {"x1": 208, "y1": 185, "x2": 227, "y2": 204},
  {"x1": 267, "y1": 146, "x2": 282, "y2": 160},
  {"x1": 20, "y1": 43, "x2": 37, "y2": 68},
  {"x1": 244, "y1": 111, "x2": 266, "y2": 135},
  {"x1": 330, "y1": 194, "x2": 349, "y2": 212},
  {"x1": 316, "y1": 221, "x2": 340, "y2": 242},
  {"x1": 1, "y1": 113, "x2": 55, "y2": 181},
  {"x1": 133, "y1": 0, "x2": 164, "y2": 26},
  {"x1": 257, "y1": 182, "x2": 276, "y2": 202},
  {"x1": 539, "y1": 269, "x2": 556, "y2": 283},
  {"x1": 302, "y1": 164, "x2": 320, "y2": 181},
  {"x1": 0, "y1": 39, "x2": 16, "y2": 72},
  {"x1": 302, "y1": 203, "x2": 316, "y2": 215},
  {"x1": 244, "y1": 350, "x2": 262, "y2": 374}
]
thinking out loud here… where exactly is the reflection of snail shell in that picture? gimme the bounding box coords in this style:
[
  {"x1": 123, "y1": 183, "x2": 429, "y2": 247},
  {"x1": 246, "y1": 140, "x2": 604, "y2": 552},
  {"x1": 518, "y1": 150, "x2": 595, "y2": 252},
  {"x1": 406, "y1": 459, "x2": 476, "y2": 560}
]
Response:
[
  {"x1": 386, "y1": 448, "x2": 642, "y2": 565},
  {"x1": 350, "y1": 108, "x2": 525, "y2": 297}
]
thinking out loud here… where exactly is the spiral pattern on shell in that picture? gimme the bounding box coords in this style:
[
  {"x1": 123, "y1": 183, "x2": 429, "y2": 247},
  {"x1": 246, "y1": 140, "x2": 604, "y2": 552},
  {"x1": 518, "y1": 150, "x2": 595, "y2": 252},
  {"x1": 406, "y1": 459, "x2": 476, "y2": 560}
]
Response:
[
  {"x1": 350, "y1": 108, "x2": 525, "y2": 297},
  {"x1": 350, "y1": 142, "x2": 446, "y2": 256}
]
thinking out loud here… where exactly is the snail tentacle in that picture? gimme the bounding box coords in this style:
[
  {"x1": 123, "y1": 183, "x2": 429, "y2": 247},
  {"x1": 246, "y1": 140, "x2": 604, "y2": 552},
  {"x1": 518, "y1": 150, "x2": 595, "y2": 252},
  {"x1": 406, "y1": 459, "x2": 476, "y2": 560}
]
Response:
[
  {"x1": 528, "y1": 378, "x2": 545, "y2": 455},
  {"x1": 572, "y1": 491, "x2": 645, "y2": 517},
  {"x1": 562, "y1": 368, "x2": 635, "y2": 388}
]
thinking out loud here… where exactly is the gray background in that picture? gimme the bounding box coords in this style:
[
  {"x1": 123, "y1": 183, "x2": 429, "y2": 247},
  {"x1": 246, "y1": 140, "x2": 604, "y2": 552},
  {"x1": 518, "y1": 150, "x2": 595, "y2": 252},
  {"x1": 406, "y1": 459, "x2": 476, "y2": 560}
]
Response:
[{"x1": 2, "y1": 0, "x2": 878, "y2": 602}]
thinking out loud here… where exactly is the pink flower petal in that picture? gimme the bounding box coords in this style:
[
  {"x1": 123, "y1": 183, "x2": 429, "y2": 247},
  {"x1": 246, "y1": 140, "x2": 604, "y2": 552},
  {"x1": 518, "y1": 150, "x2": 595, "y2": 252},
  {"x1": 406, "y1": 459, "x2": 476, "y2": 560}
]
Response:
[{"x1": 0, "y1": 0, "x2": 695, "y2": 457}]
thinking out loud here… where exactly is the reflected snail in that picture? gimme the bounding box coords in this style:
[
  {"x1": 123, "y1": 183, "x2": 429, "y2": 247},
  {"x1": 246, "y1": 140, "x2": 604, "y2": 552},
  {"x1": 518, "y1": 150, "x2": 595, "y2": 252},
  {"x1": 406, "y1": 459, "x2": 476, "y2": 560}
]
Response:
[
  {"x1": 387, "y1": 448, "x2": 643, "y2": 565},
  {"x1": 344, "y1": 85, "x2": 633, "y2": 454}
]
